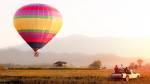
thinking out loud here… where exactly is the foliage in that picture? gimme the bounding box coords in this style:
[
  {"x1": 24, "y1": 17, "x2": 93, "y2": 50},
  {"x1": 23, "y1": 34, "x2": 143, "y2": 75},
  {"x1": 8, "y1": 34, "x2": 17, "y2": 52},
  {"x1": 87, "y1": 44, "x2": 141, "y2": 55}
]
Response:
[
  {"x1": 137, "y1": 59, "x2": 143, "y2": 67},
  {"x1": 89, "y1": 60, "x2": 101, "y2": 69},
  {"x1": 129, "y1": 62, "x2": 138, "y2": 69}
]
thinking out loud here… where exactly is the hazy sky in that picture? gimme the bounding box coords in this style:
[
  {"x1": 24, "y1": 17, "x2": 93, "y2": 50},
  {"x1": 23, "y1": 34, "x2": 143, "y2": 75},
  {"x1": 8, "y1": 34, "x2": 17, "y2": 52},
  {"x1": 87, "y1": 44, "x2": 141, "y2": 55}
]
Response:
[{"x1": 1, "y1": 0, "x2": 150, "y2": 48}]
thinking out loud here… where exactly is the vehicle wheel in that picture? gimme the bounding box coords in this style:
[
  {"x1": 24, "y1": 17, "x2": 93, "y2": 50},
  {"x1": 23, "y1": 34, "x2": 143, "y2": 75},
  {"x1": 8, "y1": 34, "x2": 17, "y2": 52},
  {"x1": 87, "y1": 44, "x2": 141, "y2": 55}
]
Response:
[
  {"x1": 125, "y1": 76, "x2": 129, "y2": 81},
  {"x1": 137, "y1": 75, "x2": 140, "y2": 78}
]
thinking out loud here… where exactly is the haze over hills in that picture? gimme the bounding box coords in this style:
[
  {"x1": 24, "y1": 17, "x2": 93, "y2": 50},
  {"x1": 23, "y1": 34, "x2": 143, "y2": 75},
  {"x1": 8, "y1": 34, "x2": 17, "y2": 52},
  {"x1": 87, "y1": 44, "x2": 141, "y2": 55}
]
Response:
[
  {"x1": 0, "y1": 49, "x2": 139, "y2": 68},
  {"x1": 0, "y1": 35, "x2": 150, "y2": 67},
  {"x1": 15, "y1": 34, "x2": 150, "y2": 57}
]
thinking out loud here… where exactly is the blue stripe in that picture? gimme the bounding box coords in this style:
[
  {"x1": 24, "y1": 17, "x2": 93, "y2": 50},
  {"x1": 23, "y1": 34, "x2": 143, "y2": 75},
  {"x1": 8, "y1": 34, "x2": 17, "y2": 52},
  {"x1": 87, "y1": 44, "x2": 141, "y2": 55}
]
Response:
[{"x1": 28, "y1": 42, "x2": 46, "y2": 49}]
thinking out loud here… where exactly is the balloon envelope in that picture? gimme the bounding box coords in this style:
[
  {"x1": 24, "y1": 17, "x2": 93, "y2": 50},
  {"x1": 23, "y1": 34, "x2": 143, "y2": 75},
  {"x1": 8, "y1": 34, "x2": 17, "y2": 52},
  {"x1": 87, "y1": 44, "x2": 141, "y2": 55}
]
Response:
[{"x1": 14, "y1": 4, "x2": 63, "y2": 53}]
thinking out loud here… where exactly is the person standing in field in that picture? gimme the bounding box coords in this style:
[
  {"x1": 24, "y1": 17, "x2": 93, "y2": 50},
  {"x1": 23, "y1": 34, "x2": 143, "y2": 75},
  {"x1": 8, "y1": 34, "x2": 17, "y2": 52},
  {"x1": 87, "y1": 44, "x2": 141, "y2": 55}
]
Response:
[
  {"x1": 124, "y1": 67, "x2": 130, "y2": 74},
  {"x1": 114, "y1": 65, "x2": 119, "y2": 73},
  {"x1": 120, "y1": 64, "x2": 124, "y2": 73}
]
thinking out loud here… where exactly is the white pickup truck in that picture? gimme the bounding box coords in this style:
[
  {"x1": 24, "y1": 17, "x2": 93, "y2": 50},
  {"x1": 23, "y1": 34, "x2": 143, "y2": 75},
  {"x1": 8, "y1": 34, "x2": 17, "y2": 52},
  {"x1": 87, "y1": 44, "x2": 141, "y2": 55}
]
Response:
[{"x1": 111, "y1": 70, "x2": 140, "y2": 81}]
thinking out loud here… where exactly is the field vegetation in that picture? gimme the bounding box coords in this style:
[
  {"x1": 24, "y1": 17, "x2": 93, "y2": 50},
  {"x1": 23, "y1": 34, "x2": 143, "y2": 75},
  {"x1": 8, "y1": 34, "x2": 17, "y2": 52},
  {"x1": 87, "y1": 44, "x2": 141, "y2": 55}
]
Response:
[{"x1": 0, "y1": 69, "x2": 149, "y2": 84}]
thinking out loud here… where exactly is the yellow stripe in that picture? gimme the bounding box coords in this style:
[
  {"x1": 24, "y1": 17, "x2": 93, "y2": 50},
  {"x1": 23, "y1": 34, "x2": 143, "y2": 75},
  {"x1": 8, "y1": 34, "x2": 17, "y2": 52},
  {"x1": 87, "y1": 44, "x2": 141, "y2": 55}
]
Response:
[
  {"x1": 14, "y1": 18, "x2": 62, "y2": 34},
  {"x1": 14, "y1": 18, "x2": 52, "y2": 30},
  {"x1": 50, "y1": 17, "x2": 63, "y2": 33}
]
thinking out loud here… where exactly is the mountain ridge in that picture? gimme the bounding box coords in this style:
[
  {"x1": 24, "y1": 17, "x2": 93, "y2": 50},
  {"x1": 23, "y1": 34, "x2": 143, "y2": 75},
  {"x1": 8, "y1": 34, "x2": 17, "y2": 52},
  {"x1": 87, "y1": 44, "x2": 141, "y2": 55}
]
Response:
[{"x1": 0, "y1": 35, "x2": 150, "y2": 67}]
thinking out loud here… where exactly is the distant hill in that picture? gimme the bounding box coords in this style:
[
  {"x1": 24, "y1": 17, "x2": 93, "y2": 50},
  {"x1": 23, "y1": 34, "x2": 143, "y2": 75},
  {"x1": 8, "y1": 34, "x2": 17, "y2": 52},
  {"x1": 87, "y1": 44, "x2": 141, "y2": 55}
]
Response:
[
  {"x1": 0, "y1": 35, "x2": 150, "y2": 67},
  {"x1": 0, "y1": 49, "x2": 139, "y2": 68}
]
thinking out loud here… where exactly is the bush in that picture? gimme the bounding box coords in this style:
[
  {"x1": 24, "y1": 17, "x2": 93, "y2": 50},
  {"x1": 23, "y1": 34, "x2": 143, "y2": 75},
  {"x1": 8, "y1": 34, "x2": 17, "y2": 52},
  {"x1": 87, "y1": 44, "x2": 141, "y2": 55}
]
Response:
[{"x1": 89, "y1": 60, "x2": 101, "y2": 69}]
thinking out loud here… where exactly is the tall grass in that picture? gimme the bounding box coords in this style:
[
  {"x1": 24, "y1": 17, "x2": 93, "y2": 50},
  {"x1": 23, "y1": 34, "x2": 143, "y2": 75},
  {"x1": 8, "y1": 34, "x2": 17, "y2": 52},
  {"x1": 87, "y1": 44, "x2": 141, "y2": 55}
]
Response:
[{"x1": 0, "y1": 69, "x2": 149, "y2": 84}]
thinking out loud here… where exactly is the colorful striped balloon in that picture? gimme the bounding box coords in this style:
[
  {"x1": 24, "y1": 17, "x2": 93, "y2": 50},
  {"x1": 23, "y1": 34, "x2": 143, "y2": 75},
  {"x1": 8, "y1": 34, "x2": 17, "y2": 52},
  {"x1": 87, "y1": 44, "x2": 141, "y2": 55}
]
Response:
[{"x1": 14, "y1": 4, "x2": 63, "y2": 57}]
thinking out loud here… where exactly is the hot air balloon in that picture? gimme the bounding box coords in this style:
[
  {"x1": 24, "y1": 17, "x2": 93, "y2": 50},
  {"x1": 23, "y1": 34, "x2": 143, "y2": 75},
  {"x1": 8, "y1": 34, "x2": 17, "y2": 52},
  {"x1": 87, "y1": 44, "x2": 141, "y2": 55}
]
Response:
[{"x1": 14, "y1": 4, "x2": 63, "y2": 57}]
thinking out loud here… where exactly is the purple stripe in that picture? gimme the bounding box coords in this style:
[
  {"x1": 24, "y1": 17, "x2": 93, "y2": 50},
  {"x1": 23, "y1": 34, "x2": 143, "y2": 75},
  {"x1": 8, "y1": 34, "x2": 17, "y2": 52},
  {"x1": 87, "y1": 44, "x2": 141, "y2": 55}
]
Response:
[
  {"x1": 15, "y1": 10, "x2": 50, "y2": 16},
  {"x1": 19, "y1": 32, "x2": 55, "y2": 38},
  {"x1": 15, "y1": 10, "x2": 60, "y2": 16},
  {"x1": 15, "y1": 12, "x2": 50, "y2": 16}
]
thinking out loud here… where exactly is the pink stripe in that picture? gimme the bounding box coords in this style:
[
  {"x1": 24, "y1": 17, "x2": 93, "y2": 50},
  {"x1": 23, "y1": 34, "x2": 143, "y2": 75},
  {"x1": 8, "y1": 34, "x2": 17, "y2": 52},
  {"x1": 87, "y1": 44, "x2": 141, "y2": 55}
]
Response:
[
  {"x1": 23, "y1": 38, "x2": 53, "y2": 43},
  {"x1": 19, "y1": 32, "x2": 55, "y2": 38},
  {"x1": 20, "y1": 5, "x2": 57, "y2": 11}
]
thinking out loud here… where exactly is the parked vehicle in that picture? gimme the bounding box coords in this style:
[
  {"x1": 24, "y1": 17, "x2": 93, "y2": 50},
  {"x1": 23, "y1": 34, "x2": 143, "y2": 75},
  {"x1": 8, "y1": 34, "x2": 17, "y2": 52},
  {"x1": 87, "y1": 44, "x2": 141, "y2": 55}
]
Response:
[{"x1": 111, "y1": 70, "x2": 140, "y2": 81}]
